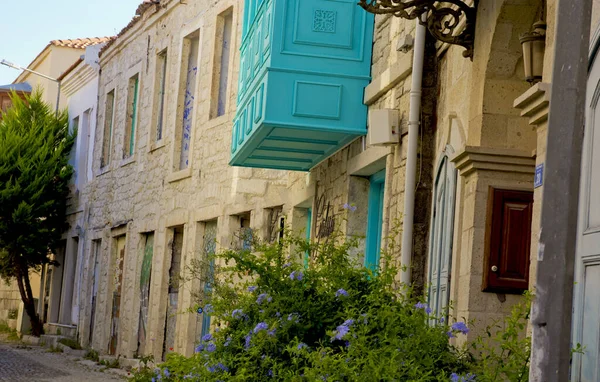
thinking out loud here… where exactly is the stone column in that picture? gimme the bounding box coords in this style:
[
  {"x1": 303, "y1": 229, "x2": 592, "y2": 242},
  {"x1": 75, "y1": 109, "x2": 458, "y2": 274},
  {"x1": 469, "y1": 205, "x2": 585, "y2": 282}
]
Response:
[{"x1": 513, "y1": 82, "x2": 551, "y2": 288}]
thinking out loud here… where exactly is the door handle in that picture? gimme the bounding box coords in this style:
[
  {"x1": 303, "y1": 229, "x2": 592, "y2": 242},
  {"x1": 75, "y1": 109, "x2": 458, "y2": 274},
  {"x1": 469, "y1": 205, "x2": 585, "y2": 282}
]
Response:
[{"x1": 491, "y1": 265, "x2": 498, "y2": 272}]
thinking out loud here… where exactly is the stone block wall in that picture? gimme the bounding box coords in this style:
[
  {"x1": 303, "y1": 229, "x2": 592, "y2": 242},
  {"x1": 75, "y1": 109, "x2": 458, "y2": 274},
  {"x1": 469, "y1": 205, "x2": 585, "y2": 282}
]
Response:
[
  {"x1": 80, "y1": 0, "x2": 291, "y2": 360},
  {"x1": 0, "y1": 279, "x2": 20, "y2": 322}
]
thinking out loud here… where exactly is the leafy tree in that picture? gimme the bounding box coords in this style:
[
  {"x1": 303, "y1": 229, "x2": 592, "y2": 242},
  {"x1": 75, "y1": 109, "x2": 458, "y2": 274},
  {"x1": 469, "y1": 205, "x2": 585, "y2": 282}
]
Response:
[{"x1": 0, "y1": 90, "x2": 75, "y2": 336}]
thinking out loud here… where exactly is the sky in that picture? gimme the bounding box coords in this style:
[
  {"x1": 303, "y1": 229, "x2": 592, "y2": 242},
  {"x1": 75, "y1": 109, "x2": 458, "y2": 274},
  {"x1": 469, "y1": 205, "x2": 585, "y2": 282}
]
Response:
[{"x1": 0, "y1": 0, "x2": 142, "y2": 85}]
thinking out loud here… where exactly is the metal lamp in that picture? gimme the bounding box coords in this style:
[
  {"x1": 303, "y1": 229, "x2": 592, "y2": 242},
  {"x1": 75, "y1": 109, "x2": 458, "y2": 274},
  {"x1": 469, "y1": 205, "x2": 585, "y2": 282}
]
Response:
[{"x1": 520, "y1": 21, "x2": 547, "y2": 84}]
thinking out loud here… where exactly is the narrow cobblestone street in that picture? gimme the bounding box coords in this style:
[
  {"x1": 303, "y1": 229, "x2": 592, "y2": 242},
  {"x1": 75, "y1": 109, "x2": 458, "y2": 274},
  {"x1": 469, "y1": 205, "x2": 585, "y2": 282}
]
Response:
[{"x1": 0, "y1": 342, "x2": 125, "y2": 382}]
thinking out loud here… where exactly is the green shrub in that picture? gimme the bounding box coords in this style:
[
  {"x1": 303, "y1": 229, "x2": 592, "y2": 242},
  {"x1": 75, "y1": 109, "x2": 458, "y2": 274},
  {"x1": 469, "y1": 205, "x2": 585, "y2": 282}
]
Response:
[
  {"x1": 7, "y1": 308, "x2": 18, "y2": 320},
  {"x1": 132, "y1": 235, "x2": 476, "y2": 381},
  {"x1": 0, "y1": 320, "x2": 20, "y2": 342},
  {"x1": 84, "y1": 349, "x2": 100, "y2": 362},
  {"x1": 58, "y1": 338, "x2": 82, "y2": 350},
  {"x1": 48, "y1": 345, "x2": 63, "y2": 353}
]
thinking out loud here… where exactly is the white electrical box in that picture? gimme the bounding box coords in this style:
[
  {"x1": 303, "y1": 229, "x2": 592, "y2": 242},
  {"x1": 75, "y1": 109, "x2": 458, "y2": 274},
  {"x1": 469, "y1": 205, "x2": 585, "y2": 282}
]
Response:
[{"x1": 367, "y1": 109, "x2": 400, "y2": 146}]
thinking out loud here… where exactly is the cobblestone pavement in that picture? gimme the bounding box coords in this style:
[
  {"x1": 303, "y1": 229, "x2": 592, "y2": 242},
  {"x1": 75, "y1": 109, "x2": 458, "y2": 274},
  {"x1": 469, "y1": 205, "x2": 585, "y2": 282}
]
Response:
[{"x1": 0, "y1": 342, "x2": 126, "y2": 382}]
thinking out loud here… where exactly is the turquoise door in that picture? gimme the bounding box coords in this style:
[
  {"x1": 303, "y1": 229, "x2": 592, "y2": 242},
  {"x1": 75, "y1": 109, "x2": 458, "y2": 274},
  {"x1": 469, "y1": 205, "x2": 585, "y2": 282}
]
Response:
[
  {"x1": 365, "y1": 170, "x2": 386, "y2": 270},
  {"x1": 305, "y1": 208, "x2": 312, "y2": 267}
]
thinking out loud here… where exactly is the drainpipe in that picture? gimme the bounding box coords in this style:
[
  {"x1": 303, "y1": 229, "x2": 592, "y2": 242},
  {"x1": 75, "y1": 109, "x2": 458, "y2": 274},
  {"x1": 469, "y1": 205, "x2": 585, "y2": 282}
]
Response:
[{"x1": 400, "y1": 15, "x2": 426, "y2": 286}]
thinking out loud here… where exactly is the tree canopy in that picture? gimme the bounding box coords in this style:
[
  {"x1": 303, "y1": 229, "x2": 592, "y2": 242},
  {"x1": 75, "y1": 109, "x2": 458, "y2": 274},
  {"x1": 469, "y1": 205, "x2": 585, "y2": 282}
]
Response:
[{"x1": 0, "y1": 90, "x2": 75, "y2": 335}]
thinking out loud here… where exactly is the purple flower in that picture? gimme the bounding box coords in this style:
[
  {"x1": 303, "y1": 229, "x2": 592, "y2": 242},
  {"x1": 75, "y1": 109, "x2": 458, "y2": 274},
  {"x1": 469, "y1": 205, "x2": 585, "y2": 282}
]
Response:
[
  {"x1": 344, "y1": 340, "x2": 351, "y2": 348},
  {"x1": 163, "y1": 368, "x2": 170, "y2": 377},
  {"x1": 224, "y1": 336, "x2": 231, "y2": 347},
  {"x1": 257, "y1": 293, "x2": 270, "y2": 304},
  {"x1": 268, "y1": 328, "x2": 276, "y2": 337},
  {"x1": 440, "y1": 317, "x2": 446, "y2": 324},
  {"x1": 244, "y1": 333, "x2": 252, "y2": 349},
  {"x1": 414, "y1": 302, "x2": 432, "y2": 314},
  {"x1": 343, "y1": 203, "x2": 357, "y2": 212},
  {"x1": 287, "y1": 313, "x2": 300, "y2": 322},
  {"x1": 204, "y1": 304, "x2": 214, "y2": 313},
  {"x1": 283, "y1": 263, "x2": 291, "y2": 268},
  {"x1": 248, "y1": 286, "x2": 257, "y2": 292},
  {"x1": 267, "y1": 369, "x2": 273, "y2": 377},
  {"x1": 232, "y1": 309, "x2": 244, "y2": 319},
  {"x1": 202, "y1": 333, "x2": 213, "y2": 342},
  {"x1": 342, "y1": 319, "x2": 354, "y2": 327},
  {"x1": 297, "y1": 342, "x2": 308, "y2": 350},
  {"x1": 450, "y1": 373, "x2": 476, "y2": 382},
  {"x1": 289, "y1": 271, "x2": 303, "y2": 281},
  {"x1": 217, "y1": 363, "x2": 229, "y2": 372},
  {"x1": 254, "y1": 322, "x2": 268, "y2": 333},
  {"x1": 275, "y1": 312, "x2": 281, "y2": 318},
  {"x1": 335, "y1": 289, "x2": 348, "y2": 298},
  {"x1": 451, "y1": 322, "x2": 470, "y2": 335},
  {"x1": 447, "y1": 331, "x2": 456, "y2": 338},
  {"x1": 195, "y1": 344, "x2": 204, "y2": 353},
  {"x1": 331, "y1": 324, "x2": 350, "y2": 341},
  {"x1": 206, "y1": 342, "x2": 217, "y2": 352}
]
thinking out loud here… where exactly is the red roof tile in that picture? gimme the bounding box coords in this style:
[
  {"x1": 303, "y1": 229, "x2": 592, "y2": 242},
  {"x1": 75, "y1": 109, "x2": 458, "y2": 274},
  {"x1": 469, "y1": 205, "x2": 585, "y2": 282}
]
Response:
[{"x1": 50, "y1": 37, "x2": 114, "y2": 49}]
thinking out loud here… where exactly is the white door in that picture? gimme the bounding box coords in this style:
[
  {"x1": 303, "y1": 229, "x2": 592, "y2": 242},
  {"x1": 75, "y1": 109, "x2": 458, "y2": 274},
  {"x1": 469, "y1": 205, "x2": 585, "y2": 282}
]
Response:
[
  {"x1": 571, "y1": 46, "x2": 600, "y2": 382},
  {"x1": 427, "y1": 148, "x2": 457, "y2": 321}
]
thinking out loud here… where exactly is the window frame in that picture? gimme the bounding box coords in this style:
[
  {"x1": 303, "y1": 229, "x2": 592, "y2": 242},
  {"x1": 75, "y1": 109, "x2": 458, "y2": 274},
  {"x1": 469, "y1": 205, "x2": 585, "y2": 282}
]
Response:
[
  {"x1": 210, "y1": 8, "x2": 234, "y2": 119},
  {"x1": 153, "y1": 48, "x2": 168, "y2": 145},
  {"x1": 123, "y1": 72, "x2": 140, "y2": 160},
  {"x1": 100, "y1": 88, "x2": 116, "y2": 170}
]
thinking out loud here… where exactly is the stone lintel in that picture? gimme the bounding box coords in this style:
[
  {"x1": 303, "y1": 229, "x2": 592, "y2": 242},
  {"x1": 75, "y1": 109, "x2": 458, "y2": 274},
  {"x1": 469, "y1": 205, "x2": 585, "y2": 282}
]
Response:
[
  {"x1": 364, "y1": 52, "x2": 413, "y2": 105},
  {"x1": 452, "y1": 146, "x2": 536, "y2": 177},
  {"x1": 347, "y1": 145, "x2": 392, "y2": 176},
  {"x1": 513, "y1": 82, "x2": 551, "y2": 126}
]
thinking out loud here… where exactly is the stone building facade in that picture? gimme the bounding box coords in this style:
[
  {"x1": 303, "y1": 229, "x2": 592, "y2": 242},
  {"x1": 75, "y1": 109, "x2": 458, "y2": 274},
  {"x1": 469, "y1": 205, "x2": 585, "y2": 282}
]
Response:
[
  {"x1": 62, "y1": 1, "x2": 600, "y2": 379},
  {"x1": 80, "y1": 0, "x2": 290, "y2": 360}
]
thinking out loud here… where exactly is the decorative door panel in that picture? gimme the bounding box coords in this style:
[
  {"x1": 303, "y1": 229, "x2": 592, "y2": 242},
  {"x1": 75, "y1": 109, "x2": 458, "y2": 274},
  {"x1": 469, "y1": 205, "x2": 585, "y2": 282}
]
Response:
[
  {"x1": 427, "y1": 152, "x2": 456, "y2": 321},
  {"x1": 572, "y1": 48, "x2": 600, "y2": 381}
]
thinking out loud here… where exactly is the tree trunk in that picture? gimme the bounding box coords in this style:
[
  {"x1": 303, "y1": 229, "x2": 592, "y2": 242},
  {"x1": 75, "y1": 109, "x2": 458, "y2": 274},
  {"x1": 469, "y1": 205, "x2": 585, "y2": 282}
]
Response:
[{"x1": 15, "y1": 262, "x2": 44, "y2": 337}]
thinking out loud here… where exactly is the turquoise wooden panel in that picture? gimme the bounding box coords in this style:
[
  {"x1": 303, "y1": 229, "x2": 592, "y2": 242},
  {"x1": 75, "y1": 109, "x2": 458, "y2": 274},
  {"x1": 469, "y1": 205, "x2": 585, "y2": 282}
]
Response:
[
  {"x1": 305, "y1": 208, "x2": 312, "y2": 267},
  {"x1": 231, "y1": 0, "x2": 374, "y2": 171},
  {"x1": 365, "y1": 170, "x2": 385, "y2": 270}
]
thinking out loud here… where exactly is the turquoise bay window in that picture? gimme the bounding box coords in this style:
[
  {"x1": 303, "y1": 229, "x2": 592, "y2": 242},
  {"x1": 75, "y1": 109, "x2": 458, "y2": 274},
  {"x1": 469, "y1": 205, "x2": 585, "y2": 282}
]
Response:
[
  {"x1": 231, "y1": 0, "x2": 375, "y2": 171},
  {"x1": 365, "y1": 170, "x2": 385, "y2": 270}
]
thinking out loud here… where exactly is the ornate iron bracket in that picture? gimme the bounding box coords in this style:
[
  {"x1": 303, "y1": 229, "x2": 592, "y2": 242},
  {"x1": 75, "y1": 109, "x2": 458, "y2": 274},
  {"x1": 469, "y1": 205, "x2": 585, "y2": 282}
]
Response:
[{"x1": 358, "y1": 0, "x2": 478, "y2": 59}]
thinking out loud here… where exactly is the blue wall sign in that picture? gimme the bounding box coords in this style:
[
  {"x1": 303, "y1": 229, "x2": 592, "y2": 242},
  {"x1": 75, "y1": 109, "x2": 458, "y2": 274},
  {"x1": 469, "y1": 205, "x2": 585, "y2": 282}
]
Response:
[{"x1": 534, "y1": 163, "x2": 544, "y2": 188}]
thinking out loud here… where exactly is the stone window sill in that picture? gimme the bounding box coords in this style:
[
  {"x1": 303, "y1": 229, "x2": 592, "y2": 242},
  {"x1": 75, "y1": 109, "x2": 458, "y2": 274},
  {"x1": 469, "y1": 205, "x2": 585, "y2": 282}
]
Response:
[
  {"x1": 120, "y1": 155, "x2": 136, "y2": 167},
  {"x1": 149, "y1": 139, "x2": 166, "y2": 153},
  {"x1": 167, "y1": 167, "x2": 192, "y2": 183},
  {"x1": 97, "y1": 166, "x2": 111, "y2": 177}
]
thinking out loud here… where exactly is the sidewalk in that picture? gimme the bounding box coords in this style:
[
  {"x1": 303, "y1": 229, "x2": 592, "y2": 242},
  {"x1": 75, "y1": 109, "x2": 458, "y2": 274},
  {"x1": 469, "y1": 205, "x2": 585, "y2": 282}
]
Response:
[{"x1": 0, "y1": 336, "x2": 127, "y2": 382}]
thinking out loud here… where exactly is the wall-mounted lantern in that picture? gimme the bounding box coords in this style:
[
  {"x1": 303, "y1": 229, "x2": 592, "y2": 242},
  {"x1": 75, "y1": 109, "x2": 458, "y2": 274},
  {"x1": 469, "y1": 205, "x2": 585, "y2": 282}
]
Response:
[
  {"x1": 358, "y1": 0, "x2": 478, "y2": 59},
  {"x1": 520, "y1": 21, "x2": 547, "y2": 84}
]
